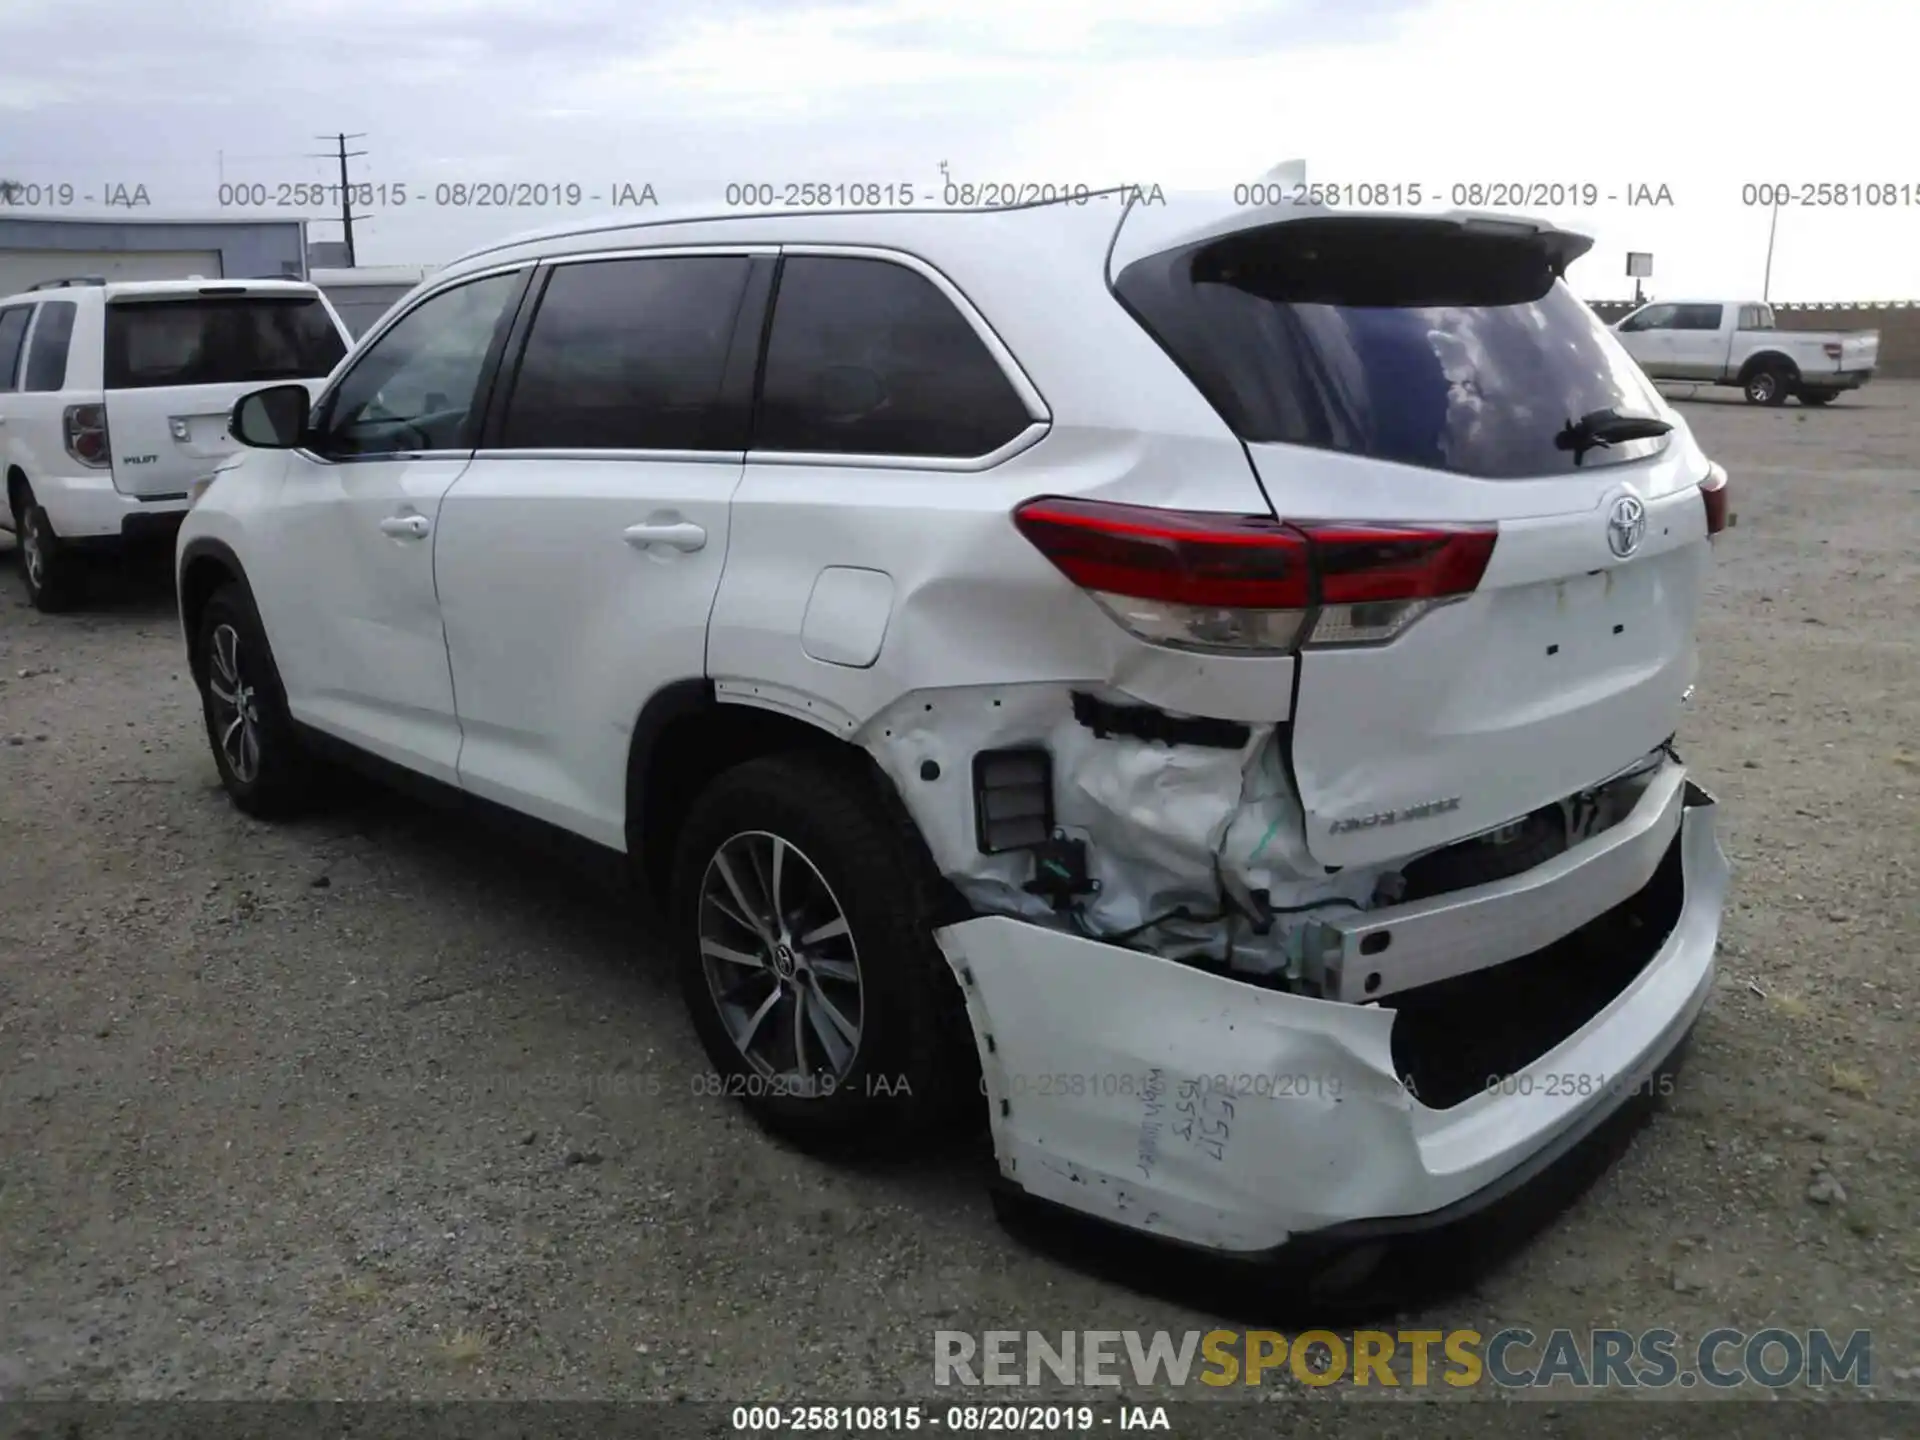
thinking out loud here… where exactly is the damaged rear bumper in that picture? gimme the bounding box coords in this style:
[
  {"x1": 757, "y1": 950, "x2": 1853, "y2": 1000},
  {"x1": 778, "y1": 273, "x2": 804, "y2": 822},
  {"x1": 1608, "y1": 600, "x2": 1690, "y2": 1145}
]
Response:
[{"x1": 934, "y1": 778, "x2": 1728, "y2": 1257}]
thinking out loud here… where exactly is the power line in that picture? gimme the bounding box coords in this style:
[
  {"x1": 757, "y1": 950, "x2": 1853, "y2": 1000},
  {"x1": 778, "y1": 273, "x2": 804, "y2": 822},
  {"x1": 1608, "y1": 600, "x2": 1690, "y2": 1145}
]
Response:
[{"x1": 310, "y1": 132, "x2": 370, "y2": 267}]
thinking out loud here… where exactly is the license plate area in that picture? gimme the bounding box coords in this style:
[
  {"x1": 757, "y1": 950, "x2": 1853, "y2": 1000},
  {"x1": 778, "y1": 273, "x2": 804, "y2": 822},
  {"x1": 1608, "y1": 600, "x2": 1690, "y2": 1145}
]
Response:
[
  {"x1": 1491, "y1": 559, "x2": 1676, "y2": 682},
  {"x1": 173, "y1": 414, "x2": 236, "y2": 456}
]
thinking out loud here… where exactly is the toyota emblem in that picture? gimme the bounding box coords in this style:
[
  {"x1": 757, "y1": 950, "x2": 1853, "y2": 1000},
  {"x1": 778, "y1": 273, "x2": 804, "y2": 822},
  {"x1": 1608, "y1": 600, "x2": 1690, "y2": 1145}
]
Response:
[{"x1": 1606, "y1": 494, "x2": 1646, "y2": 558}]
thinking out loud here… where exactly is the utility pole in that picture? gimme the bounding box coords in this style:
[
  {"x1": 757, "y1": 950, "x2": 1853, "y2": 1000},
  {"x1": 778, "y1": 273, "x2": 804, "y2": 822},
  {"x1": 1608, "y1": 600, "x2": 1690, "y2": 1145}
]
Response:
[
  {"x1": 311, "y1": 132, "x2": 370, "y2": 266},
  {"x1": 1762, "y1": 199, "x2": 1781, "y2": 303}
]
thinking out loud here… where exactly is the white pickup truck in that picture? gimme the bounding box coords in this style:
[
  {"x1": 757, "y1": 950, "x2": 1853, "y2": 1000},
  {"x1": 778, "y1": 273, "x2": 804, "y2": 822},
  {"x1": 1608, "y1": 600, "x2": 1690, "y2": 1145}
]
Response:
[{"x1": 1611, "y1": 299, "x2": 1878, "y2": 406}]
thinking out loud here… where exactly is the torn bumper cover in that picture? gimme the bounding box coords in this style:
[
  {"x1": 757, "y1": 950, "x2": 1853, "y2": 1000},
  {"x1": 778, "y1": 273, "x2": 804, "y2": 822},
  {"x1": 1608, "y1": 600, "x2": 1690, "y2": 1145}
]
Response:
[{"x1": 934, "y1": 781, "x2": 1728, "y2": 1257}]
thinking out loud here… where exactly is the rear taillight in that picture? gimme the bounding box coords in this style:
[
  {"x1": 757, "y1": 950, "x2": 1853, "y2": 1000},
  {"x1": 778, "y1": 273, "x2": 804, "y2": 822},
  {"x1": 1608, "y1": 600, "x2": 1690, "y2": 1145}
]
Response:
[
  {"x1": 1699, "y1": 461, "x2": 1733, "y2": 537},
  {"x1": 1823, "y1": 342, "x2": 1844, "y2": 360},
  {"x1": 1012, "y1": 497, "x2": 1496, "y2": 654},
  {"x1": 63, "y1": 404, "x2": 111, "y2": 468}
]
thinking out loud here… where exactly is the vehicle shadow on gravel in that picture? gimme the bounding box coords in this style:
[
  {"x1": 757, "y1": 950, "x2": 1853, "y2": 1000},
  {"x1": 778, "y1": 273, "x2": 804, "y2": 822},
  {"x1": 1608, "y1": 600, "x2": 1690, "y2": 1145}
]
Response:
[
  {"x1": 274, "y1": 767, "x2": 1000, "y2": 1188},
  {"x1": 0, "y1": 536, "x2": 179, "y2": 621}
]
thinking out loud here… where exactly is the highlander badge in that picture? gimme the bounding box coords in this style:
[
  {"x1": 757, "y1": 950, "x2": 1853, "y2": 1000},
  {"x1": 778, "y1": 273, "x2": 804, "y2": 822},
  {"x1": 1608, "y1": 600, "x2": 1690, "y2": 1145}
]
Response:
[{"x1": 1328, "y1": 797, "x2": 1462, "y2": 834}]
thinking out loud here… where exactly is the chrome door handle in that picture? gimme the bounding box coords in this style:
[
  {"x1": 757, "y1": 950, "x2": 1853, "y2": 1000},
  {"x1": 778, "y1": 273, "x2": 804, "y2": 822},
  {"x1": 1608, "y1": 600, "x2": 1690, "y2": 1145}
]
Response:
[
  {"x1": 379, "y1": 514, "x2": 430, "y2": 539},
  {"x1": 623, "y1": 521, "x2": 706, "y2": 552}
]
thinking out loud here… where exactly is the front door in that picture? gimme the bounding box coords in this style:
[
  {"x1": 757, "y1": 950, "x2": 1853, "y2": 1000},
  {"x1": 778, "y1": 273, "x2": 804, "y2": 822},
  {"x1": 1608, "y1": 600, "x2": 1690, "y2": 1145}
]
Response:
[
  {"x1": 1613, "y1": 302, "x2": 1679, "y2": 378},
  {"x1": 252, "y1": 266, "x2": 532, "y2": 782}
]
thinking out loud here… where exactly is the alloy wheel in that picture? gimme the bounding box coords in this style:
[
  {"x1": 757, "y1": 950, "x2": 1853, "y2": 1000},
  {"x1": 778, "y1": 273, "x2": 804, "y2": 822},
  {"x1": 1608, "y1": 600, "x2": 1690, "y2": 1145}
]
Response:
[
  {"x1": 698, "y1": 830, "x2": 865, "y2": 1094},
  {"x1": 206, "y1": 622, "x2": 263, "y2": 784},
  {"x1": 21, "y1": 514, "x2": 45, "y2": 590}
]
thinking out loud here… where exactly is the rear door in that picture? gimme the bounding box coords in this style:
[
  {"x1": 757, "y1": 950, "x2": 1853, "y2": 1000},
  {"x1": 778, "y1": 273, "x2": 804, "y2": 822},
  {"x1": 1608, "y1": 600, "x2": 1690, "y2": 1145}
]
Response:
[
  {"x1": 434, "y1": 249, "x2": 766, "y2": 847},
  {"x1": 103, "y1": 286, "x2": 349, "y2": 498},
  {"x1": 1667, "y1": 303, "x2": 1725, "y2": 379},
  {"x1": 1111, "y1": 209, "x2": 1714, "y2": 869}
]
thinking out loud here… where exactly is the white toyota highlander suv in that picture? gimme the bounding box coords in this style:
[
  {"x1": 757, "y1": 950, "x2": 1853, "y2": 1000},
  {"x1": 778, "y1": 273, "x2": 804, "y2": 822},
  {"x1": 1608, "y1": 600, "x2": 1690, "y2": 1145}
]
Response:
[{"x1": 175, "y1": 192, "x2": 1733, "y2": 1278}]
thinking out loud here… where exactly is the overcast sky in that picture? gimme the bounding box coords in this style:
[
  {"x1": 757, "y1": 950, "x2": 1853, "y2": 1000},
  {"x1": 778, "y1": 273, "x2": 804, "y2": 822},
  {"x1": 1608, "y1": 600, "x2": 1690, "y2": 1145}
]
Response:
[{"x1": 2, "y1": 0, "x2": 1912, "y2": 300}]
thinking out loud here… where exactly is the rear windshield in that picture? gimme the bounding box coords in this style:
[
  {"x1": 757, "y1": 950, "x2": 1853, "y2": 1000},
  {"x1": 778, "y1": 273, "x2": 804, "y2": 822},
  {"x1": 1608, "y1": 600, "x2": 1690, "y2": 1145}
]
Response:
[
  {"x1": 1113, "y1": 218, "x2": 1670, "y2": 478},
  {"x1": 105, "y1": 297, "x2": 347, "y2": 390}
]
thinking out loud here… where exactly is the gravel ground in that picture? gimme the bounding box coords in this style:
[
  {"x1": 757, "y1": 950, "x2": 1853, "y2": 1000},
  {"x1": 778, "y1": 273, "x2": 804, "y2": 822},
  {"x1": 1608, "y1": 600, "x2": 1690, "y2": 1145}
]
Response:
[{"x1": 1, "y1": 383, "x2": 1915, "y2": 1407}]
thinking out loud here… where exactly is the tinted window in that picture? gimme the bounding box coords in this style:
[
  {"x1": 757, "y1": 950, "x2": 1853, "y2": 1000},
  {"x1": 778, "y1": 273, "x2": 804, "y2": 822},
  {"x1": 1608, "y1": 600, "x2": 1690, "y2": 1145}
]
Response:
[
  {"x1": 105, "y1": 297, "x2": 348, "y2": 389},
  {"x1": 313, "y1": 270, "x2": 523, "y2": 458},
  {"x1": 0, "y1": 307, "x2": 31, "y2": 391},
  {"x1": 23, "y1": 300, "x2": 76, "y2": 391},
  {"x1": 499, "y1": 256, "x2": 750, "y2": 451},
  {"x1": 1673, "y1": 304, "x2": 1723, "y2": 331},
  {"x1": 756, "y1": 256, "x2": 1032, "y2": 458},
  {"x1": 1114, "y1": 219, "x2": 1669, "y2": 479}
]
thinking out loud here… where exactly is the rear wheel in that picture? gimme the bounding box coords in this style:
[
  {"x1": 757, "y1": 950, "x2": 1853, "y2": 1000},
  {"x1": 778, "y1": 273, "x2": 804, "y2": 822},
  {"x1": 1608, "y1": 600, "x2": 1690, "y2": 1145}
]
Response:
[
  {"x1": 1799, "y1": 390, "x2": 1837, "y2": 406},
  {"x1": 12, "y1": 491, "x2": 83, "y2": 612},
  {"x1": 1743, "y1": 367, "x2": 1791, "y2": 406},
  {"x1": 670, "y1": 751, "x2": 976, "y2": 1153},
  {"x1": 195, "y1": 583, "x2": 318, "y2": 818}
]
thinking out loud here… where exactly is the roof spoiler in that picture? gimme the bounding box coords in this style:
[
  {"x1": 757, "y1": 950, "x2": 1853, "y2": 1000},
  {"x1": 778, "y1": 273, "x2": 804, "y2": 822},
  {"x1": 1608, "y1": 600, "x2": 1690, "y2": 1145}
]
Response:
[{"x1": 1107, "y1": 159, "x2": 1595, "y2": 281}]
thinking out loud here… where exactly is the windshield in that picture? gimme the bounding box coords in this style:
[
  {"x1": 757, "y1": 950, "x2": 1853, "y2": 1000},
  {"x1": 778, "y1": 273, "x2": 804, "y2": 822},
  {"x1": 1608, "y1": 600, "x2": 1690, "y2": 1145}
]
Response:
[
  {"x1": 105, "y1": 297, "x2": 347, "y2": 390},
  {"x1": 1114, "y1": 218, "x2": 1670, "y2": 479}
]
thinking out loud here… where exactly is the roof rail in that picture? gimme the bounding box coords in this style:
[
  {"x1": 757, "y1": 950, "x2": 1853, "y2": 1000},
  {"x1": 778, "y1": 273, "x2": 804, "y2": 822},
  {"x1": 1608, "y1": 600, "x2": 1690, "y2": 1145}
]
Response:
[{"x1": 27, "y1": 276, "x2": 108, "y2": 290}]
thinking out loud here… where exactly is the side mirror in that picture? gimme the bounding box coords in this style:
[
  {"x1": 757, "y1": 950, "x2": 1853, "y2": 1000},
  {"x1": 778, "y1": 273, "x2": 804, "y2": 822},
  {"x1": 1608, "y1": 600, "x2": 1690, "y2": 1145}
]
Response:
[{"x1": 231, "y1": 384, "x2": 311, "y2": 449}]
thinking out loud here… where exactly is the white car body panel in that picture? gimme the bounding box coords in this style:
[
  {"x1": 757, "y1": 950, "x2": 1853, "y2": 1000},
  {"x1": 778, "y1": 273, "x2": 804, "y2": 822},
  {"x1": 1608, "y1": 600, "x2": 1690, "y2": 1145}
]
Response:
[
  {"x1": 436, "y1": 453, "x2": 741, "y2": 849},
  {"x1": 255, "y1": 453, "x2": 470, "y2": 782}
]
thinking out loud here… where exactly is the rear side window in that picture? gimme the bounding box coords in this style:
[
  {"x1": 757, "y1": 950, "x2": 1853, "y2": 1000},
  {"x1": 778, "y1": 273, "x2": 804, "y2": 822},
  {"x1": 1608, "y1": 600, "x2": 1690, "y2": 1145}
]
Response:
[
  {"x1": 755, "y1": 256, "x2": 1032, "y2": 459},
  {"x1": 1114, "y1": 219, "x2": 1669, "y2": 478},
  {"x1": 23, "y1": 300, "x2": 77, "y2": 391},
  {"x1": 0, "y1": 306, "x2": 30, "y2": 391},
  {"x1": 1673, "y1": 304, "x2": 1723, "y2": 330},
  {"x1": 104, "y1": 297, "x2": 347, "y2": 390},
  {"x1": 498, "y1": 256, "x2": 751, "y2": 451}
]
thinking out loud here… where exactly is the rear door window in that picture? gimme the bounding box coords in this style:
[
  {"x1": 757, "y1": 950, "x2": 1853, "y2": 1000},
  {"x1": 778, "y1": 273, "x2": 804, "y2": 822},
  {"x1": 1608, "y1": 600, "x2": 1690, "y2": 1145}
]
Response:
[
  {"x1": 1113, "y1": 218, "x2": 1669, "y2": 478},
  {"x1": 23, "y1": 300, "x2": 77, "y2": 391},
  {"x1": 1673, "y1": 304, "x2": 1723, "y2": 330},
  {"x1": 0, "y1": 306, "x2": 31, "y2": 391},
  {"x1": 105, "y1": 297, "x2": 348, "y2": 390},
  {"x1": 754, "y1": 256, "x2": 1032, "y2": 459},
  {"x1": 497, "y1": 256, "x2": 752, "y2": 451}
]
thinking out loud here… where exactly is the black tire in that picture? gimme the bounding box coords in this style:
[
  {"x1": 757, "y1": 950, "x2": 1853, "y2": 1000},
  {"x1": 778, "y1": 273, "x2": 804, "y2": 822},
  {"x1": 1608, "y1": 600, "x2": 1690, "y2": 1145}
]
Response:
[
  {"x1": 1744, "y1": 367, "x2": 1791, "y2": 406},
  {"x1": 194, "y1": 582, "x2": 318, "y2": 819},
  {"x1": 670, "y1": 751, "x2": 978, "y2": 1154},
  {"x1": 12, "y1": 493, "x2": 83, "y2": 612},
  {"x1": 1799, "y1": 390, "x2": 1837, "y2": 406}
]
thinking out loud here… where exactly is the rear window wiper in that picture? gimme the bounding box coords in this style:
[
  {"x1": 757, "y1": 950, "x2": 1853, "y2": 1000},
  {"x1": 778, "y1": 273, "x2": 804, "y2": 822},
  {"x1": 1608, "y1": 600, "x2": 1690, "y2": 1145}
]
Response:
[{"x1": 1555, "y1": 407, "x2": 1673, "y2": 465}]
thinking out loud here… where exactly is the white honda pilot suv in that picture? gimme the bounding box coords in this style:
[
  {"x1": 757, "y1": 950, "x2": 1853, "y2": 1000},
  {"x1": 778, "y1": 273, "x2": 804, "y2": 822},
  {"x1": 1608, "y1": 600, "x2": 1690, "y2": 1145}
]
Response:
[
  {"x1": 1, "y1": 276, "x2": 349, "y2": 610},
  {"x1": 176, "y1": 193, "x2": 1733, "y2": 1276}
]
